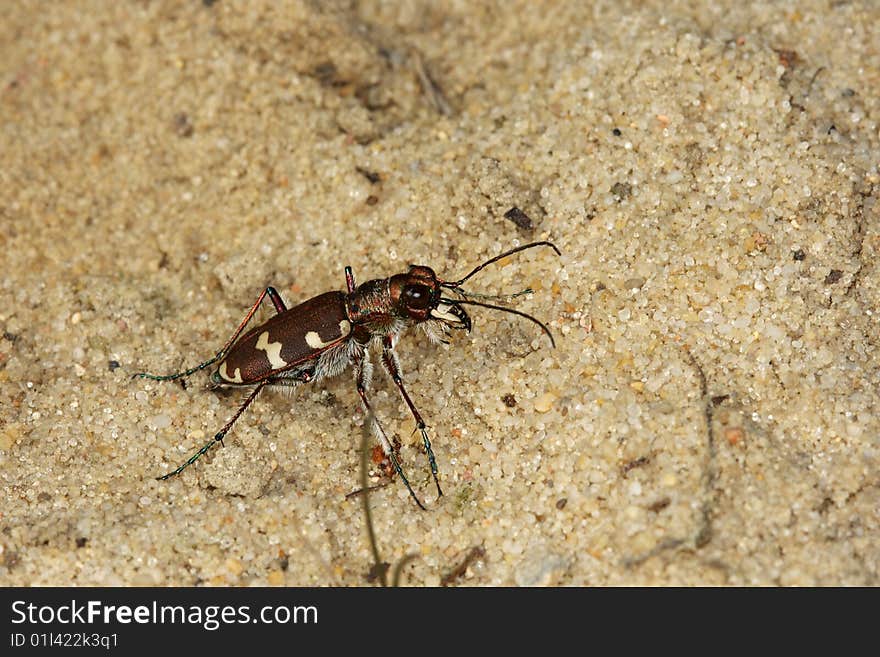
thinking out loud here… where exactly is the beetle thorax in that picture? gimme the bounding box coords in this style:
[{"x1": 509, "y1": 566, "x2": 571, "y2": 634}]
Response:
[
  {"x1": 347, "y1": 266, "x2": 442, "y2": 339},
  {"x1": 346, "y1": 278, "x2": 407, "y2": 340}
]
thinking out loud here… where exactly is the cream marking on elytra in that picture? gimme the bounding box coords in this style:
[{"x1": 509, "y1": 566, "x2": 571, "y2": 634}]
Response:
[
  {"x1": 219, "y1": 361, "x2": 243, "y2": 383},
  {"x1": 256, "y1": 331, "x2": 288, "y2": 369},
  {"x1": 305, "y1": 319, "x2": 351, "y2": 349},
  {"x1": 430, "y1": 303, "x2": 460, "y2": 323}
]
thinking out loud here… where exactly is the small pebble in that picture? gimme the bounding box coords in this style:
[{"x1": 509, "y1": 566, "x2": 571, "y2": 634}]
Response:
[
  {"x1": 149, "y1": 414, "x2": 172, "y2": 430},
  {"x1": 534, "y1": 392, "x2": 557, "y2": 413}
]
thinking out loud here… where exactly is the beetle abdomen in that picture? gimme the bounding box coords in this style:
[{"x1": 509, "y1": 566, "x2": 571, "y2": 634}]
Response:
[{"x1": 216, "y1": 291, "x2": 351, "y2": 384}]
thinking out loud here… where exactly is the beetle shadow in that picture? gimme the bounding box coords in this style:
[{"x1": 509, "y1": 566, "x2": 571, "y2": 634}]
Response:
[
  {"x1": 353, "y1": 417, "x2": 488, "y2": 587},
  {"x1": 355, "y1": 416, "x2": 418, "y2": 587}
]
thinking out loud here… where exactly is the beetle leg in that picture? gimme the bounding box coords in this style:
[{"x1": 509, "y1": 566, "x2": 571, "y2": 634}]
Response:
[
  {"x1": 354, "y1": 352, "x2": 426, "y2": 510},
  {"x1": 380, "y1": 335, "x2": 443, "y2": 498},
  {"x1": 157, "y1": 380, "x2": 268, "y2": 480},
  {"x1": 133, "y1": 286, "x2": 288, "y2": 382}
]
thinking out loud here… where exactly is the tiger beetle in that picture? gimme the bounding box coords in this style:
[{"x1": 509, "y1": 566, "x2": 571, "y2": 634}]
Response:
[{"x1": 133, "y1": 241, "x2": 561, "y2": 509}]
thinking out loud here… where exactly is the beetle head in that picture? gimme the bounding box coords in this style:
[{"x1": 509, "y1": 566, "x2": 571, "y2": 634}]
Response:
[
  {"x1": 389, "y1": 242, "x2": 560, "y2": 347},
  {"x1": 389, "y1": 266, "x2": 471, "y2": 331}
]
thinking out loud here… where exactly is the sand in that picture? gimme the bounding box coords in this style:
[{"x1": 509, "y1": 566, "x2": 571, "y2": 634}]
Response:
[{"x1": 1, "y1": 0, "x2": 877, "y2": 586}]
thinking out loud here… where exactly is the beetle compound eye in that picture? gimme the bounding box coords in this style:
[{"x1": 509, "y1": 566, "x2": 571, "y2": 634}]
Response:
[{"x1": 403, "y1": 284, "x2": 432, "y2": 310}]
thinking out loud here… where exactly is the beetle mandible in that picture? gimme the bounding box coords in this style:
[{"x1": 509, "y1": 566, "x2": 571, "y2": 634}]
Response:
[{"x1": 133, "y1": 241, "x2": 561, "y2": 508}]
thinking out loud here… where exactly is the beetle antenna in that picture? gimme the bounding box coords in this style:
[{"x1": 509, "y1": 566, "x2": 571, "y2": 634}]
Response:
[
  {"x1": 448, "y1": 287, "x2": 534, "y2": 302},
  {"x1": 440, "y1": 298, "x2": 555, "y2": 348},
  {"x1": 442, "y1": 241, "x2": 561, "y2": 288}
]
